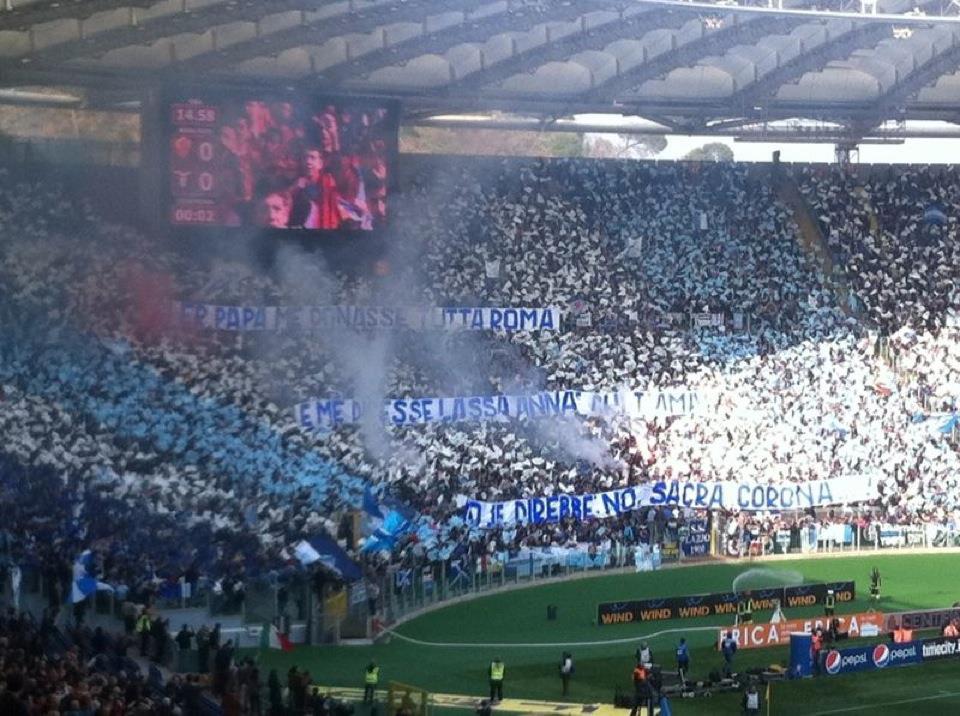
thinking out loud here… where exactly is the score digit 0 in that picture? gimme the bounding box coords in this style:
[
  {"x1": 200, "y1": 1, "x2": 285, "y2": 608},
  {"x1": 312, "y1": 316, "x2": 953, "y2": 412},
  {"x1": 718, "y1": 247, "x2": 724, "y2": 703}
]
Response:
[
  {"x1": 198, "y1": 172, "x2": 215, "y2": 192},
  {"x1": 198, "y1": 141, "x2": 214, "y2": 162}
]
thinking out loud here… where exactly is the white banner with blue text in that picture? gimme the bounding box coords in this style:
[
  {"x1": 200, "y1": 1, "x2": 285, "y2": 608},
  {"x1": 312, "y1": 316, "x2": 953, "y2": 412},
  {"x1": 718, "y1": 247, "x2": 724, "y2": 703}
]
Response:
[
  {"x1": 295, "y1": 388, "x2": 707, "y2": 430},
  {"x1": 464, "y1": 476, "x2": 877, "y2": 528},
  {"x1": 173, "y1": 303, "x2": 561, "y2": 332}
]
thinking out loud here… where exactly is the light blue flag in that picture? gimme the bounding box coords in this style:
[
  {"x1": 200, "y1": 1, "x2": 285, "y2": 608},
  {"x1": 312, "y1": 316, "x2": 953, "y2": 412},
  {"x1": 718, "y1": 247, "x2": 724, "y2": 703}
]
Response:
[{"x1": 71, "y1": 551, "x2": 113, "y2": 604}]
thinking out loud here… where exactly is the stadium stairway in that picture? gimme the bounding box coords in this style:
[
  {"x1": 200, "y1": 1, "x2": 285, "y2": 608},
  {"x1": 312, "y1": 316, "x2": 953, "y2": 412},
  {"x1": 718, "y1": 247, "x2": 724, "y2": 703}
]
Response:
[{"x1": 772, "y1": 167, "x2": 862, "y2": 320}]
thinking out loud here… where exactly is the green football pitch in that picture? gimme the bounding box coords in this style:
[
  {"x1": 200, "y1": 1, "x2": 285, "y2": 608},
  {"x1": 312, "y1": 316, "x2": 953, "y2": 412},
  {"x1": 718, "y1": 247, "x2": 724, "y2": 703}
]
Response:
[{"x1": 256, "y1": 552, "x2": 960, "y2": 714}]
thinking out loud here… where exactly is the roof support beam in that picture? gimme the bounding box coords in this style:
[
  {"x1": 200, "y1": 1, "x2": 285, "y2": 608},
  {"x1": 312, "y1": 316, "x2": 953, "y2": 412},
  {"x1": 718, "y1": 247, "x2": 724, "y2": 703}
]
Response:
[
  {"x1": 726, "y1": 22, "x2": 890, "y2": 117},
  {"x1": 309, "y1": 0, "x2": 611, "y2": 86},
  {"x1": 594, "y1": 15, "x2": 796, "y2": 101},
  {"x1": 440, "y1": 8, "x2": 674, "y2": 91},
  {"x1": 155, "y1": 0, "x2": 498, "y2": 75},
  {"x1": 19, "y1": 0, "x2": 352, "y2": 66},
  {"x1": 0, "y1": 0, "x2": 154, "y2": 32},
  {"x1": 870, "y1": 42, "x2": 960, "y2": 119}
]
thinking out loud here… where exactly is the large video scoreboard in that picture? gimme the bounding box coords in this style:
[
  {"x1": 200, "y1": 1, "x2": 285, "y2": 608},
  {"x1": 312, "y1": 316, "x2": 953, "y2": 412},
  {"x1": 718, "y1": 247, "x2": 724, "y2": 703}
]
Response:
[{"x1": 160, "y1": 88, "x2": 398, "y2": 235}]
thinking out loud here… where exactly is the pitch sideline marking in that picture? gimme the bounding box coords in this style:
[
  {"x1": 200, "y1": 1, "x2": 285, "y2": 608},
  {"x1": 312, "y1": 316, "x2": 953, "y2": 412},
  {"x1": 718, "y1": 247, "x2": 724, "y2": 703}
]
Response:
[
  {"x1": 384, "y1": 624, "x2": 719, "y2": 648},
  {"x1": 811, "y1": 689, "x2": 960, "y2": 715}
]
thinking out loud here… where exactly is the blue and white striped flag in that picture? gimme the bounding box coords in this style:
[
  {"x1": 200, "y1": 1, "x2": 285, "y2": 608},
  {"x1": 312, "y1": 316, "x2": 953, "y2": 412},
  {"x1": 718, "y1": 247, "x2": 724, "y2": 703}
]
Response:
[{"x1": 71, "y1": 551, "x2": 113, "y2": 604}]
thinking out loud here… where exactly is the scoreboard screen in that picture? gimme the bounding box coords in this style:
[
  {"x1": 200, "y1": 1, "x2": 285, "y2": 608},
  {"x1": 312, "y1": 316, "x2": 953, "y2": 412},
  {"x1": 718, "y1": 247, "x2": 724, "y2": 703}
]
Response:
[{"x1": 164, "y1": 90, "x2": 397, "y2": 233}]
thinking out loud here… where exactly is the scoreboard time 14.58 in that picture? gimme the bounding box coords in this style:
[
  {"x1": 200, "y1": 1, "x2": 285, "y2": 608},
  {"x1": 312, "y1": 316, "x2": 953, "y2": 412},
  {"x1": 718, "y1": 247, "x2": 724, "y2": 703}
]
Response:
[{"x1": 169, "y1": 101, "x2": 222, "y2": 226}]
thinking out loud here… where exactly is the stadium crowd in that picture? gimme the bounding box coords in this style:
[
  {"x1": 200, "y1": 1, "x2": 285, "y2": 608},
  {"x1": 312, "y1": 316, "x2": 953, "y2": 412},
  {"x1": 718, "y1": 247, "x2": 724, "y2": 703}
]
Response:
[
  {"x1": 798, "y1": 164, "x2": 960, "y2": 334},
  {"x1": 0, "y1": 156, "x2": 959, "y2": 645},
  {"x1": 0, "y1": 606, "x2": 194, "y2": 715}
]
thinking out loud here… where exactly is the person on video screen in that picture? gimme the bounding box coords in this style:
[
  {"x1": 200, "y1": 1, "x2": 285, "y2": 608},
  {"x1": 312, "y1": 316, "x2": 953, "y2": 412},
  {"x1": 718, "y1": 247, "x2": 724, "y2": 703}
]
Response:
[
  {"x1": 332, "y1": 155, "x2": 373, "y2": 231},
  {"x1": 272, "y1": 101, "x2": 301, "y2": 145},
  {"x1": 214, "y1": 165, "x2": 244, "y2": 227},
  {"x1": 220, "y1": 112, "x2": 258, "y2": 202},
  {"x1": 254, "y1": 184, "x2": 292, "y2": 229},
  {"x1": 339, "y1": 108, "x2": 362, "y2": 155},
  {"x1": 291, "y1": 146, "x2": 340, "y2": 230},
  {"x1": 315, "y1": 105, "x2": 340, "y2": 154},
  {"x1": 262, "y1": 127, "x2": 299, "y2": 183},
  {"x1": 360, "y1": 143, "x2": 388, "y2": 227}
]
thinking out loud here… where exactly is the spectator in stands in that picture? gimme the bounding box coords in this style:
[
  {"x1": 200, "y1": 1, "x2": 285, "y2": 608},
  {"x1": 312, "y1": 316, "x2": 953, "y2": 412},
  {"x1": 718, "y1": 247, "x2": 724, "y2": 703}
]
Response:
[
  {"x1": 0, "y1": 672, "x2": 27, "y2": 716},
  {"x1": 2, "y1": 156, "x2": 960, "y2": 680},
  {"x1": 196, "y1": 625, "x2": 211, "y2": 674},
  {"x1": 267, "y1": 668, "x2": 283, "y2": 715},
  {"x1": 214, "y1": 638, "x2": 235, "y2": 695},
  {"x1": 175, "y1": 623, "x2": 194, "y2": 653}
]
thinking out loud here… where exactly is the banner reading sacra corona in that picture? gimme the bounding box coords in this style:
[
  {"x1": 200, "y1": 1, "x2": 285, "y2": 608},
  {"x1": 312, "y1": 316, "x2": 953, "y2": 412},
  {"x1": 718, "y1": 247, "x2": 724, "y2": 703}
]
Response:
[{"x1": 465, "y1": 476, "x2": 877, "y2": 528}]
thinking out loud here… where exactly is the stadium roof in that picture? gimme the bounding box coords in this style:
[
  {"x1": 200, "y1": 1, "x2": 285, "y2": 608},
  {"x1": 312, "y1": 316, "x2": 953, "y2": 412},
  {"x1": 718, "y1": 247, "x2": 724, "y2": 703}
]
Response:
[{"x1": 2, "y1": 0, "x2": 960, "y2": 136}]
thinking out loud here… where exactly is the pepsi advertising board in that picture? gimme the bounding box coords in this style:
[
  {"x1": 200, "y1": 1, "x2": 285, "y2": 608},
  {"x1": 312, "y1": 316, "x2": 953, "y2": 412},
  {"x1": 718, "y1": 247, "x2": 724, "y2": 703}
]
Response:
[
  {"x1": 597, "y1": 581, "x2": 854, "y2": 625},
  {"x1": 822, "y1": 642, "x2": 922, "y2": 676}
]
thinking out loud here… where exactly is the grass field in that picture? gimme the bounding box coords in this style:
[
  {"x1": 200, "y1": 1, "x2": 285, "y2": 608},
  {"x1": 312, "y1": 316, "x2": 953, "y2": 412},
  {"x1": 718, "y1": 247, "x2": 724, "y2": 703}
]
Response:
[{"x1": 256, "y1": 552, "x2": 960, "y2": 714}]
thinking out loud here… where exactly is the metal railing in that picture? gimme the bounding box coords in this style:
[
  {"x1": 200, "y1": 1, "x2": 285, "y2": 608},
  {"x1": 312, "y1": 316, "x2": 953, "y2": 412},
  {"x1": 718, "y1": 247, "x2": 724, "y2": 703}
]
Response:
[{"x1": 376, "y1": 541, "x2": 711, "y2": 625}]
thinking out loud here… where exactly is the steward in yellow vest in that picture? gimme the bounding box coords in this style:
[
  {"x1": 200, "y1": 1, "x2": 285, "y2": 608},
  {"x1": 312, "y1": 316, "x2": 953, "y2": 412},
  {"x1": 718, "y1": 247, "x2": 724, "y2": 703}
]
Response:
[
  {"x1": 363, "y1": 661, "x2": 379, "y2": 703},
  {"x1": 489, "y1": 657, "x2": 505, "y2": 702}
]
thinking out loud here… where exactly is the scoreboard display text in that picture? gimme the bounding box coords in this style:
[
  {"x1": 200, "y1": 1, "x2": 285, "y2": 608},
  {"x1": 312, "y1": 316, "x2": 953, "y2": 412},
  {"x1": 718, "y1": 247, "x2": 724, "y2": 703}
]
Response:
[{"x1": 165, "y1": 91, "x2": 397, "y2": 233}]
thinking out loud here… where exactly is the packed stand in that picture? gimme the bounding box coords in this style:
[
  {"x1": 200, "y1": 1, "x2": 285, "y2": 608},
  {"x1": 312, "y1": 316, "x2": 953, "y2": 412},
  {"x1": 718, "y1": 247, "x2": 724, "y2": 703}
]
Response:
[
  {"x1": 0, "y1": 606, "x2": 195, "y2": 715},
  {"x1": 796, "y1": 164, "x2": 960, "y2": 334},
  {"x1": 1, "y1": 155, "x2": 960, "y2": 626}
]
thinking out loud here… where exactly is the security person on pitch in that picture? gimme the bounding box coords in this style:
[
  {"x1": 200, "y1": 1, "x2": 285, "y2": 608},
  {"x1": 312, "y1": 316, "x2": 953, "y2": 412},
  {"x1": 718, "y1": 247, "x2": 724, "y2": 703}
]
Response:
[
  {"x1": 363, "y1": 661, "x2": 379, "y2": 703},
  {"x1": 824, "y1": 589, "x2": 836, "y2": 617},
  {"x1": 628, "y1": 661, "x2": 651, "y2": 716},
  {"x1": 559, "y1": 652, "x2": 574, "y2": 697},
  {"x1": 870, "y1": 567, "x2": 882, "y2": 602},
  {"x1": 676, "y1": 637, "x2": 690, "y2": 679},
  {"x1": 721, "y1": 631, "x2": 738, "y2": 678},
  {"x1": 742, "y1": 683, "x2": 761, "y2": 715},
  {"x1": 489, "y1": 656, "x2": 505, "y2": 703}
]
